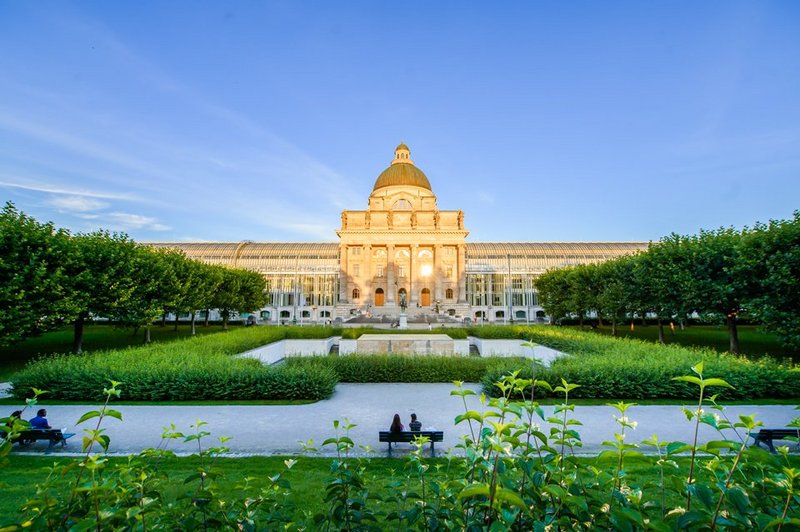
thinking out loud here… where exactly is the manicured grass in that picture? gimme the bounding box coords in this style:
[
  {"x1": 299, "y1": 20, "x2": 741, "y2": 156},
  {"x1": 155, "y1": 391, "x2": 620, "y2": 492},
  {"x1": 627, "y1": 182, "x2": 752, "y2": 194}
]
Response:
[
  {"x1": 587, "y1": 324, "x2": 798, "y2": 361},
  {"x1": 0, "y1": 324, "x2": 236, "y2": 381}
]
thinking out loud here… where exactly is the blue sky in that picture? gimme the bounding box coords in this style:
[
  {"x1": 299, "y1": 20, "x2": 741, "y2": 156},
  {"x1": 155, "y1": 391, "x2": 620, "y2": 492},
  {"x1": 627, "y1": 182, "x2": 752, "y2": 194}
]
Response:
[{"x1": 1, "y1": 1, "x2": 798, "y2": 243}]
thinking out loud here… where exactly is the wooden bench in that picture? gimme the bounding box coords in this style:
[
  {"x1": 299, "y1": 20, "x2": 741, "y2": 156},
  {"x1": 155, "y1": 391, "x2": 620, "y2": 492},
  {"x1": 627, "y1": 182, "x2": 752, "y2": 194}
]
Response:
[
  {"x1": 379, "y1": 431, "x2": 444, "y2": 456},
  {"x1": 14, "y1": 429, "x2": 74, "y2": 451},
  {"x1": 749, "y1": 428, "x2": 800, "y2": 453}
]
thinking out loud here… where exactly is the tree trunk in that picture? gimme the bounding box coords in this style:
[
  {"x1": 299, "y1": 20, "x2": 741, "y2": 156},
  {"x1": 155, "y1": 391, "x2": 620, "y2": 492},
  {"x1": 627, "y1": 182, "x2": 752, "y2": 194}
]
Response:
[
  {"x1": 578, "y1": 313, "x2": 584, "y2": 327},
  {"x1": 726, "y1": 313, "x2": 740, "y2": 354},
  {"x1": 597, "y1": 313, "x2": 604, "y2": 327},
  {"x1": 72, "y1": 314, "x2": 86, "y2": 354},
  {"x1": 204, "y1": 309, "x2": 210, "y2": 327},
  {"x1": 611, "y1": 319, "x2": 617, "y2": 337},
  {"x1": 679, "y1": 317, "x2": 686, "y2": 331},
  {"x1": 173, "y1": 314, "x2": 179, "y2": 332},
  {"x1": 160, "y1": 313, "x2": 167, "y2": 327},
  {"x1": 222, "y1": 311, "x2": 229, "y2": 331},
  {"x1": 640, "y1": 312, "x2": 646, "y2": 326},
  {"x1": 144, "y1": 325, "x2": 151, "y2": 344},
  {"x1": 191, "y1": 313, "x2": 197, "y2": 336},
  {"x1": 657, "y1": 317, "x2": 665, "y2": 344}
]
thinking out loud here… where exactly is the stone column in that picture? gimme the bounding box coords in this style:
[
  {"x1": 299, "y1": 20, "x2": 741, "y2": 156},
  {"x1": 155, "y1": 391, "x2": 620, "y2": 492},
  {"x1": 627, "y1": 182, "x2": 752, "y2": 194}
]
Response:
[
  {"x1": 387, "y1": 244, "x2": 395, "y2": 304},
  {"x1": 364, "y1": 245, "x2": 372, "y2": 304},
  {"x1": 457, "y1": 245, "x2": 467, "y2": 303},
  {"x1": 434, "y1": 244, "x2": 443, "y2": 303},
  {"x1": 410, "y1": 244, "x2": 418, "y2": 304},
  {"x1": 339, "y1": 244, "x2": 348, "y2": 303}
]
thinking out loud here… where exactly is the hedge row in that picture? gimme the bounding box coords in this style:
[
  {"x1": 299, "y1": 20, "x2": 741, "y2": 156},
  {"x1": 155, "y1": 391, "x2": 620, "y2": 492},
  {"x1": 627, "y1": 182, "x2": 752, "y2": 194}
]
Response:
[
  {"x1": 286, "y1": 355, "x2": 523, "y2": 383},
  {"x1": 339, "y1": 327, "x2": 468, "y2": 339},
  {"x1": 482, "y1": 327, "x2": 800, "y2": 399},
  {"x1": 11, "y1": 327, "x2": 338, "y2": 401}
]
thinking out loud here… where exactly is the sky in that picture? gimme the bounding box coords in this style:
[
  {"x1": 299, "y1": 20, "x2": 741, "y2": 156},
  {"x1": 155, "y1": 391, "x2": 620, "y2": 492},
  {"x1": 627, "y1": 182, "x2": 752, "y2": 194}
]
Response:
[{"x1": 1, "y1": 1, "x2": 798, "y2": 244}]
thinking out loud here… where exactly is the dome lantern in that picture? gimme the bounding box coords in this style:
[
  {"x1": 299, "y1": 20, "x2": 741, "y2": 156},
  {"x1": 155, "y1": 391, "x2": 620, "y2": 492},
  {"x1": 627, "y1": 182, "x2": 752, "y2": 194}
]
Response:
[{"x1": 372, "y1": 143, "x2": 433, "y2": 192}]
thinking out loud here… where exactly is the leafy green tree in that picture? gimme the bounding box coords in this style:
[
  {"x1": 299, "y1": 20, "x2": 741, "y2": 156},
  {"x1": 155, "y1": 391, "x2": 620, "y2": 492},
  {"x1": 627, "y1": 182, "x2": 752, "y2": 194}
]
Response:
[
  {"x1": 0, "y1": 202, "x2": 70, "y2": 347},
  {"x1": 739, "y1": 211, "x2": 800, "y2": 349},
  {"x1": 181, "y1": 261, "x2": 224, "y2": 336},
  {"x1": 596, "y1": 257, "x2": 634, "y2": 336},
  {"x1": 115, "y1": 247, "x2": 182, "y2": 344},
  {"x1": 648, "y1": 234, "x2": 699, "y2": 331},
  {"x1": 567, "y1": 264, "x2": 594, "y2": 326},
  {"x1": 534, "y1": 267, "x2": 571, "y2": 324},
  {"x1": 210, "y1": 268, "x2": 266, "y2": 330},
  {"x1": 60, "y1": 231, "x2": 140, "y2": 353},
  {"x1": 689, "y1": 228, "x2": 753, "y2": 354}
]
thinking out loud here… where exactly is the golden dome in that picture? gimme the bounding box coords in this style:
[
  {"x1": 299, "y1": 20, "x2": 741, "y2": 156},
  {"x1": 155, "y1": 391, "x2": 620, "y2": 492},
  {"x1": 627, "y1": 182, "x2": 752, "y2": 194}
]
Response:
[{"x1": 372, "y1": 144, "x2": 432, "y2": 191}]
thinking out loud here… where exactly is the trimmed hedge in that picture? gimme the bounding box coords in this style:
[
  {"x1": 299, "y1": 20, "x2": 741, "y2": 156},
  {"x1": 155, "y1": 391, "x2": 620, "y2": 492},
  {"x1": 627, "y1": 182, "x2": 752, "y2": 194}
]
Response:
[
  {"x1": 11, "y1": 327, "x2": 338, "y2": 401},
  {"x1": 286, "y1": 355, "x2": 522, "y2": 383},
  {"x1": 482, "y1": 327, "x2": 800, "y2": 400},
  {"x1": 340, "y1": 327, "x2": 468, "y2": 339}
]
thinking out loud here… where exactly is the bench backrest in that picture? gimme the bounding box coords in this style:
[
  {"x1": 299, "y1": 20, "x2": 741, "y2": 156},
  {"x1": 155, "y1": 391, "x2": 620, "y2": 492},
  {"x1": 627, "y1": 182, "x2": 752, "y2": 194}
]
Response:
[
  {"x1": 379, "y1": 431, "x2": 443, "y2": 442},
  {"x1": 761, "y1": 429, "x2": 799, "y2": 437}
]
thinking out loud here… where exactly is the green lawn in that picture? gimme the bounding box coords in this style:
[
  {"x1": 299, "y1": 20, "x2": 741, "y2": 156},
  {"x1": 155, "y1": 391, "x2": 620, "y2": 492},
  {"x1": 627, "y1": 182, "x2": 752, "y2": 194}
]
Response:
[
  {"x1": 586, "y1": 324, "x2": 798, "y2": 361},
  {"x1": 0, "y1": 324, "x2": 237, "y2": 381}
]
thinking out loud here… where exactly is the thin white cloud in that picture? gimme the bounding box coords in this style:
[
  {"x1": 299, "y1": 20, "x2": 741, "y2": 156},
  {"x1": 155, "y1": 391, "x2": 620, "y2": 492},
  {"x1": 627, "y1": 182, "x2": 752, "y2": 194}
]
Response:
[
  {"x1": 106, "y1": 212, "x2": 171, "y2": 231},
  {"x1": 77, "y1": 211, "x2": 171, "y2": 232},
  {"x1": 47, "y1": 195, "x2": 108, "y2": 212},
  {"x1": 0, "y1": 176, "x2": 137, "y2": 200}
]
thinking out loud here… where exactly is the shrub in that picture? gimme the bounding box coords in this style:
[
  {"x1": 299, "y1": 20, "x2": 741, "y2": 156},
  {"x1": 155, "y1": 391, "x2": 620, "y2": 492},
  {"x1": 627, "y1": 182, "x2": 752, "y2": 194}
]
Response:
[
  {"x1": 340, "y1": 327, "x2": 468, "y2": 339},
  {"x1": 286, "y1": 355, "x2": 521, "y2": 383},
  {"x1": 11, "y1": 327, "x2": 338, "y2": 401},
  {"x1": 481, "y1": 326, "x2": 800, "y2": 399}
]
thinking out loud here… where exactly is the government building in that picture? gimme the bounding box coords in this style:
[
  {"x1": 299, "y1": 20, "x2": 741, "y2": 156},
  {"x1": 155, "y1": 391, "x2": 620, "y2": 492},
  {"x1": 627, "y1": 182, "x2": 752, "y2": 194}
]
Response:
[{"x1": 156, "y1": 145, "x2": 647, "y2": 324}]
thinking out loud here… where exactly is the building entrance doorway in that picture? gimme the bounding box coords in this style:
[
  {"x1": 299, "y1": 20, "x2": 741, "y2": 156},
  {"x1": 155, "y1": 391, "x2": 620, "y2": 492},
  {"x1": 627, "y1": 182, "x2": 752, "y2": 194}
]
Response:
[
  {"x1": 375, "y1": 288, "x2": 385, "y2": 306},
  {"x1": 420, "y1": 288, "x2": 431, "y2": 306}
]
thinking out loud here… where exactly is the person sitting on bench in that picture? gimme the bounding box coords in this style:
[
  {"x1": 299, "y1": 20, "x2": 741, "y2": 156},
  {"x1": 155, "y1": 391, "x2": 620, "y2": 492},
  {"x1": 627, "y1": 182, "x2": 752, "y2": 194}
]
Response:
[
  {"x1": 390, "y1": 413, "x2": 404, "y2": 433},
  {"x1": 29, "y1": 409, "x2": 51, "y2": 429},
  {"x1": 409, "y1": 413, "x2": 422, "y2": 432}
]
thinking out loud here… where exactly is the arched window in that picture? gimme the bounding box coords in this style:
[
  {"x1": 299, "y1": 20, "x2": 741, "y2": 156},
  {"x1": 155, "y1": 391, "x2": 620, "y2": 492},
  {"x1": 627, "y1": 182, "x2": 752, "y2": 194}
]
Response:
[
  {"x1": 352, "y1": 288, "x2": 360, "y2": 300},
  {"x1": 445, "y1": 288, "x2": 454, "y2": 299}
]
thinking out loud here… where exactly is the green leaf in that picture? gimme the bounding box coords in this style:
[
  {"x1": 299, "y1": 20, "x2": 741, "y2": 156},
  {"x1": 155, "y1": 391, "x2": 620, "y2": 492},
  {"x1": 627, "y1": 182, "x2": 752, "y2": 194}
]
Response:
[
  {"x1": 76, "y1": 411, "x2": 101, "y2": 425},
  {"x1": 493, "y1": 487, "x2": 529, "y2": 513},
  {"x1": 703, "y1": 378, "x2": 734, "y2": 389},
  {"x1": 458, "y1": 483, "x2": 490, "y2": 499},
  {"x1": 103, "y1": 409, "x2": 123, "y2": 421}
]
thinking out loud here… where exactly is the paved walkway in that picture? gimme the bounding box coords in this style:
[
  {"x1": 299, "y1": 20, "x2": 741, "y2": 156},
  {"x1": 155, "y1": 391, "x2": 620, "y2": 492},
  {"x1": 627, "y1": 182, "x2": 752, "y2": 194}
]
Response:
[{"x1": 5, "y1": 384, "x2": 798, "y2": 456}]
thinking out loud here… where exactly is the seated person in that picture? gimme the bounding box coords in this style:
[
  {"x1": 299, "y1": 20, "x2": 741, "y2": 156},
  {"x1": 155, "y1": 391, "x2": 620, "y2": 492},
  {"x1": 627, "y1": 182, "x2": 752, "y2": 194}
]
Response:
[
  {"x1": 29, "y1": 408, "x2": 51, "y2": 429},
  {"x1": 409, "y1": 413, "x2": 422, "y2": 432},
  {"x1": 1, "y1": 410, "x2": 24, "y2": 438},
  {"x1": 390, "y1": 413, "x2": 404, "y2": 433}
]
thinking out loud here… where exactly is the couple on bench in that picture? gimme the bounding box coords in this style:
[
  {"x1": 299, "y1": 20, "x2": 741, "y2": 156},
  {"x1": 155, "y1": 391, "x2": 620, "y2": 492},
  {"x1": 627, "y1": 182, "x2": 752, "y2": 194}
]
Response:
[{"x1": 390, "y1": 413, "x2": 422, "y2": 433}]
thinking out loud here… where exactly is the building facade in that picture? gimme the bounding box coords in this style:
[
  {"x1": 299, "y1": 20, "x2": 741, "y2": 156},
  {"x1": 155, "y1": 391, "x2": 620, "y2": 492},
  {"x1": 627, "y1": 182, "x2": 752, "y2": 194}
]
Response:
[{"x1": 155, "y1": 145, "x2": 647, "y2": 323}]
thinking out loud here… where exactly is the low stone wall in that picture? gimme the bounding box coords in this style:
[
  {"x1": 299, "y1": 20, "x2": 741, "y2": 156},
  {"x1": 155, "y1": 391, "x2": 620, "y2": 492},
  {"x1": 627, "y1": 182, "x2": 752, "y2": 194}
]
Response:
[
  {"x1": 470, "y1": 338, "x2": 563, "y2": 365},
  {"x1": 238, "y1": 338, "x2": 337, "y2": 365},
  {"x1": 238, "y1": 336, "x2": 564, "y2": 366},
  {"x1": 339, "y1": 335, "x2": 469, "y2": 356}
]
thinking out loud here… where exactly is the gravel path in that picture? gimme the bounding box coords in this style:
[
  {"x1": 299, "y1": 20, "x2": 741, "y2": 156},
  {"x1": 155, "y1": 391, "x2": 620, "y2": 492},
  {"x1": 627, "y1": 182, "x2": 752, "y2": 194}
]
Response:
[{"x1": 4, "y1": 383, "x2": 798, "y2": 456}]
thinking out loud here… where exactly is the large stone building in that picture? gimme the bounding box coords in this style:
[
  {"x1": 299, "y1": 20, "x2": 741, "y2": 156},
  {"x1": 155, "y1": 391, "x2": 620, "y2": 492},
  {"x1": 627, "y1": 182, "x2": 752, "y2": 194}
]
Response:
[{"x1": 157, "y1": 145, "x2": 647, "y2": 323}]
